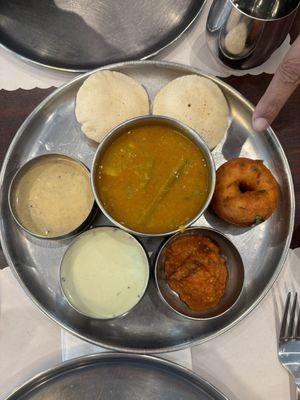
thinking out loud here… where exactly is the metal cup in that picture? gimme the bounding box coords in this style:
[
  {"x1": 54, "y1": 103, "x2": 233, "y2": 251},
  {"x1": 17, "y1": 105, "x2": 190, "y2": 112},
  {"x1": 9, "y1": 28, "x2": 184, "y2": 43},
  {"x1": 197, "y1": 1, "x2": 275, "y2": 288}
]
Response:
[{"x1": 206, "y1": 0, "x2": 299, "y2": 70}]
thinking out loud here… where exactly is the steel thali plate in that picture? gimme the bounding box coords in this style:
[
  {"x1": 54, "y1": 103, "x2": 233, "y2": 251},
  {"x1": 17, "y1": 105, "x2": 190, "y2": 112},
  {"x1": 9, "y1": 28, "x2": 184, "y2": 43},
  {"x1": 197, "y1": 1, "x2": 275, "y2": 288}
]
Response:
[
  {"x1": 5, "y1": 354, "x2": 228, "y2": 400},
  {"x1": 0, "y1": 61, "x2": 294, "y2": 353},
  {"x1": 0, "y1": 0, "x2": 205, "y2": 72}
]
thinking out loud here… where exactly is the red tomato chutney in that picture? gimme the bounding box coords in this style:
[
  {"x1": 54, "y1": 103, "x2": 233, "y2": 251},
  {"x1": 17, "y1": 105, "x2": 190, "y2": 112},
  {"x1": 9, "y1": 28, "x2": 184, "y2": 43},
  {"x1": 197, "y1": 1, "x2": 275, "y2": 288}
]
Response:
[{"x1": 164, "y1": 235, "x2": 228, "y2": 311}]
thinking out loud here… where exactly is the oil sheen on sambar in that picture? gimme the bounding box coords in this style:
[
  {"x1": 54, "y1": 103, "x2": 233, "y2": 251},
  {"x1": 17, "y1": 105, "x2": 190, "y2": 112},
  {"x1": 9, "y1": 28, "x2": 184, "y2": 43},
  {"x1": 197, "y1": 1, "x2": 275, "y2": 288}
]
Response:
[{"x1": 96, "y1": 125, "x2": 209, "y2": 234}]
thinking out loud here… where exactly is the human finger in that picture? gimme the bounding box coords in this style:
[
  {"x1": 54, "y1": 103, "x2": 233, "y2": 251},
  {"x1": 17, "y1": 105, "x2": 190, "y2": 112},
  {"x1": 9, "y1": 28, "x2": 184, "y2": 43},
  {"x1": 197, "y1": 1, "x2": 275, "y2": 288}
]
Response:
[{"x1": 252, "y1": 35, "x2": 300, "y2": 132}]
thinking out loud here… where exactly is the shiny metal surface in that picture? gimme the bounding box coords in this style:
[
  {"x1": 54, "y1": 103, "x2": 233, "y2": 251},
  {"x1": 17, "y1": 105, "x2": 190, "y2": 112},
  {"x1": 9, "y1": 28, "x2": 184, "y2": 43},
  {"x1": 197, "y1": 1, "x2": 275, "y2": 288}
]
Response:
[
  {"x1": 91, "y1": 115, "x2": 216, "y2": 237},
  {"x1": 278, "y1": 292, "x2": 300, "y2": 400},
  {"x1": 206, "y1": 0, "x2": 299, "y2": 69},
  {"x1": 155, "y1": 227, "x2": 244, "y2": 320},
  {"x1": 0, "y1": 0, "x2": 205, "y2": 72},
  {"x1": 5, "y1": 353, "x2": 228, "y2": 400},
  {"x1": 59, "y1": 226, "x2": 150, "y2": 320},
  {"x1": 8, "y1": 153, "x2": 97, "y2": 240},
  {"x1": 0, "y1": 61, "x2": 294, "y2": 353}
]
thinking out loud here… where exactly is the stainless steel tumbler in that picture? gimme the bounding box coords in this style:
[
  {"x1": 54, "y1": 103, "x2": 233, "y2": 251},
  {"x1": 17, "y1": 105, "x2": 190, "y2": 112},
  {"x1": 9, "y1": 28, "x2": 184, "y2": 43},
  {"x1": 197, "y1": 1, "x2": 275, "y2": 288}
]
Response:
[{"x1": 206, "y1": 0, "x2": 299, "y2": 69}]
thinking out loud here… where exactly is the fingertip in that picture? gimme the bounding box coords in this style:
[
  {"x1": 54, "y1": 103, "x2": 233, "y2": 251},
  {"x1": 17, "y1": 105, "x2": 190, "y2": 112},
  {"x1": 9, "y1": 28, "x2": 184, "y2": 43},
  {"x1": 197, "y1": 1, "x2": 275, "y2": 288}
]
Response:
[{"x1": 252, "y1": 117, "x2": 269, "y2": 132}]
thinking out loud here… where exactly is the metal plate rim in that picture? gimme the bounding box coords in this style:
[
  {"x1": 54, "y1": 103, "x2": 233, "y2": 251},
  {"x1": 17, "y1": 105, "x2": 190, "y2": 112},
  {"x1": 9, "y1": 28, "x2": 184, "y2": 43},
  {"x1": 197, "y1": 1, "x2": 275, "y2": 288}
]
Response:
[
  {"x1": 0, "y1": 60, "x2": 295, "y2": 353},
  {"x1": 0, "y1": 2, "x2": 205, "y2": 73},
  {"x1": 4, "y1": 353, "x2": 229, "y2": 400}
]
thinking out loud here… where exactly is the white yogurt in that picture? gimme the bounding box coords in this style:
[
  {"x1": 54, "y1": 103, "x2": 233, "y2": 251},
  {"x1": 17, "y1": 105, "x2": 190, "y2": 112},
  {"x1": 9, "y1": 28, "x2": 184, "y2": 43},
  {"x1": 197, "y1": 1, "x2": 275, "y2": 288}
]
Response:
[{"x1": 60, "y1": 227, "x2": 149, "y2": 319}]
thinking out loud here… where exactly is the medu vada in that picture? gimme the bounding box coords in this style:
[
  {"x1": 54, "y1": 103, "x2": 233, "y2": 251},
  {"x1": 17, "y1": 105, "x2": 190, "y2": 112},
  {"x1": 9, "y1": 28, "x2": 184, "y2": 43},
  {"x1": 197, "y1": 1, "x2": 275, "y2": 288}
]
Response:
[{"x1": 211, "y1": 158, "x2": 278, "y2": 226}]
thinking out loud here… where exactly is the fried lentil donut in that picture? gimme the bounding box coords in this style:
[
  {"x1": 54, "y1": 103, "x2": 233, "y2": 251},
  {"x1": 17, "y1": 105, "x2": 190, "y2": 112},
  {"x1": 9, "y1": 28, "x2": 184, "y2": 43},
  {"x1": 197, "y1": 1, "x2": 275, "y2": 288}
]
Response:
[{"x1": 211, "y1": 158, "x2": 278, "y2": 226}]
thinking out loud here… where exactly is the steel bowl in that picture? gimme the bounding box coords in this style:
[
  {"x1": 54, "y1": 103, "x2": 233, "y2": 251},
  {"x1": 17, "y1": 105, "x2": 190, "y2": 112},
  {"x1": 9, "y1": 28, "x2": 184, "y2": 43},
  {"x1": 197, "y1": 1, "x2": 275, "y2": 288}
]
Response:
[
  {"x1": 155, "y1": 227, "x2": 245, "y2": 320},
  {"x1": 206, "y1": 0, "x2": 299, "y2": 70},
  {"x1": 91, "y1": 115, "x2": 216, "y2": 237},
  {"x1": 8, "y1": 153, "x2": 97, "y2": 240},
  {"x1": 59, "y1": 226, "x2": 150, "y2": 320}
]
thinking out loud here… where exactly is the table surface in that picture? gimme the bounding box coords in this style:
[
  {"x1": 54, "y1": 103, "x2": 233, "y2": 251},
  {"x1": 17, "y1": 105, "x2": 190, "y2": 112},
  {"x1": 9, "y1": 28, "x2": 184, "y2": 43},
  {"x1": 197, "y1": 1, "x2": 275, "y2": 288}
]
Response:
[{"x1": 0, "y1": 32, "x2": 300, "y2": 270}]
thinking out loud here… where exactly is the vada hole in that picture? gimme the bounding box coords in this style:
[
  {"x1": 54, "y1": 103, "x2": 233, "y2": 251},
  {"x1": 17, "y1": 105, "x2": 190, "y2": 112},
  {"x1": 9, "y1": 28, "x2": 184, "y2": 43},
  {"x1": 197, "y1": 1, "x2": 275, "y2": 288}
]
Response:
[{"x1": 238, "y1": 182, "x2": 254, "y2": 193}]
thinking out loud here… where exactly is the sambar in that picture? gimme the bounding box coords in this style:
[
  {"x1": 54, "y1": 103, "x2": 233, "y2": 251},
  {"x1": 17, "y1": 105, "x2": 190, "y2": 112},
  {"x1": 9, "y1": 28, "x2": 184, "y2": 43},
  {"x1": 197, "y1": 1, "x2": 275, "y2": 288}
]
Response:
[{"x1": 94, "y1": 119, "x2": 212, "y2": 235}]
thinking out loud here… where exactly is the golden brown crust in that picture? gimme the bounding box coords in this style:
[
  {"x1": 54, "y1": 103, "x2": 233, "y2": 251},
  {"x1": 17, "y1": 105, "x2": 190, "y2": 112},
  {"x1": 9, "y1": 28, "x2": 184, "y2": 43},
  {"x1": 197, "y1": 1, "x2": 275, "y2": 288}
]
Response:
[{"x1": 211, "y1": 158, "x2": 279, "y2": 226}]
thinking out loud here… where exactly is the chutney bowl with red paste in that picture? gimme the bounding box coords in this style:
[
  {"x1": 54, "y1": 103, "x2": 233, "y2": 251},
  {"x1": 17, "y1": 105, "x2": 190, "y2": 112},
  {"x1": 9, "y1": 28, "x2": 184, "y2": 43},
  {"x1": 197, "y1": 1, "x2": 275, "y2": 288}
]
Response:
[{"x1": 154, "y1": 227, "x2": 244, "y2": 320}]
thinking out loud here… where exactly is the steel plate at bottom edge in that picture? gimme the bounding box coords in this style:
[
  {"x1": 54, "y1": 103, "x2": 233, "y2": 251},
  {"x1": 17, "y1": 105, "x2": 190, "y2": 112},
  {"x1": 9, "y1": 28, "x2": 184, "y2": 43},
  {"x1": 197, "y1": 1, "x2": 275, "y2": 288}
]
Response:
[{"x1": 4, "y1": 353, "x2": 229, "y2": 400}]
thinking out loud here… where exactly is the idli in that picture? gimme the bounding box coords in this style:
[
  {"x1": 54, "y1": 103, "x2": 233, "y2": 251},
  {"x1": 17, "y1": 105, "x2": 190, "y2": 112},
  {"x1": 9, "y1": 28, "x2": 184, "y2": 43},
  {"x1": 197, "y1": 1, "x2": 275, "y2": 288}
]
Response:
[
  {"x1": 153, "y1": 75, "x2": 229, "y2": 149},
  {"x1": 75, "y1": 70, "x2": 149, "y2": 143}
]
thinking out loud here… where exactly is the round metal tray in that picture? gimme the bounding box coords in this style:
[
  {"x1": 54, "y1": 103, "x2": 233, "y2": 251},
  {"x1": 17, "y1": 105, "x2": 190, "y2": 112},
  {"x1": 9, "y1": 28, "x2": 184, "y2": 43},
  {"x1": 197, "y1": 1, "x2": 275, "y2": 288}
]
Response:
[
  {"x1": 5, "y1": 353, "x2": 228, "y2": 400},
  {"x1": 0, "y1": 61, "x2": 294, "y2": 353},
  {"x1": 0, "y1": 0, "x2": 205, "y2": 72}
]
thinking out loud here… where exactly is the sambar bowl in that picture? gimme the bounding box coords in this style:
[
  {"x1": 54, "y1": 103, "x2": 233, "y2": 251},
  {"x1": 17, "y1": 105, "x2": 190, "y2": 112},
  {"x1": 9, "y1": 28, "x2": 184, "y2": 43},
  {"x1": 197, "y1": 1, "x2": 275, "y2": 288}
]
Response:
[{"x1": 91, "y1": 115, "x2": 216, "y2": 237}]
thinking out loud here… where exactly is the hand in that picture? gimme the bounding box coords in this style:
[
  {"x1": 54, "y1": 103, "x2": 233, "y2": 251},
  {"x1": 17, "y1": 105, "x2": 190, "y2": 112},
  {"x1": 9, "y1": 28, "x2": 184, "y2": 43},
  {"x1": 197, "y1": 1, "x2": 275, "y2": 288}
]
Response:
[{"x1": 252, "y1": 35, "x2": 300, "y2": 132}]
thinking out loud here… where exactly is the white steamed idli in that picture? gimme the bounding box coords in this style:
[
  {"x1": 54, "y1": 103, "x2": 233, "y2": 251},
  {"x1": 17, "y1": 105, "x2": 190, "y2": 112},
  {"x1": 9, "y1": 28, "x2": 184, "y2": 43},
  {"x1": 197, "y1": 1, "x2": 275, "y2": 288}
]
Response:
[
  {"x1": 153, "y1": 75, "x2": 229, "y2": 149},
  {"x1": 75, "y1": 70, "x2": 149, "y2": 142}
]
